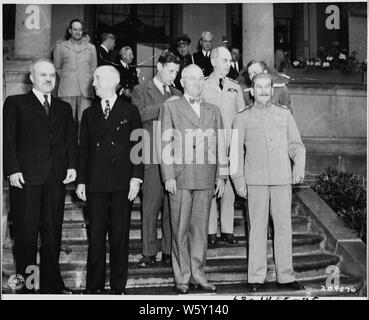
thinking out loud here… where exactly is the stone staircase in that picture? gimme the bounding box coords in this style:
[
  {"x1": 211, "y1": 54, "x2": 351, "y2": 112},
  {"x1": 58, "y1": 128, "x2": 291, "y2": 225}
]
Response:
[{"x1": 2, "y1": 186, "x2": 365, "y2": 296}]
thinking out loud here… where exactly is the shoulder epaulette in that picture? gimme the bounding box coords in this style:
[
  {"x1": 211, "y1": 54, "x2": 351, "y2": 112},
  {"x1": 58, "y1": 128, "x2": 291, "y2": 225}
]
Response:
[
  {"x1": 273, "y1": 83, "x2": 286, "y2": 88},
  {"x1": 275, "y1": 103, "x2": 288, "y2": 109},
  {"x1": 227, "y1": 77, "x2": 239, "y2": 84},
  {"x1": 238, "y1": 105, "x2": 252, "y2": 113}
]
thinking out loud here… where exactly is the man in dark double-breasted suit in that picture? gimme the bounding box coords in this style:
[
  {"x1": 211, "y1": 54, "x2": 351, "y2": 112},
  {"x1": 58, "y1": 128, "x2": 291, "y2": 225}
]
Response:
[
  {"x1": 76, "y1": 66, "x2": 144, "y2": 294},
  {"x1": 3, "y1": 57, "x2": 78, "y2": 294}
]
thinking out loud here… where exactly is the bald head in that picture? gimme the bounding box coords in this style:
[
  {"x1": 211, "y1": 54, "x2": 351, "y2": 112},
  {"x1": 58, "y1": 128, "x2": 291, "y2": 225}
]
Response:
[
  {"x1": 93, "y1": 66, "x2": 120, "y2": 99},
  {"x1": 180, "y1": 64, "x2": 204, "y2": 98},
  {"x1": 211, "y1": 46, "x2": 232, "y2": 78}
]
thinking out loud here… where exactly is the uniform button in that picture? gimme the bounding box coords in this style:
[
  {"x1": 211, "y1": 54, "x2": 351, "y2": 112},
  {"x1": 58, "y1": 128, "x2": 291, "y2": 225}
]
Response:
[
  {"x1": 96, "y1": 142, "x2": 100, "y2": 147},
  {"x1": 112, "y1": 158, "x2": 115, "y2": 163},
  {"x1": 270, "y1": 148, "x2": 273, "y2": 152},
  {"x1": 117, "y1": 127, "x2": 120, "y2": 131},
  {"x1": 111, "y1": 142, "x2": 115, "y2": 146}
]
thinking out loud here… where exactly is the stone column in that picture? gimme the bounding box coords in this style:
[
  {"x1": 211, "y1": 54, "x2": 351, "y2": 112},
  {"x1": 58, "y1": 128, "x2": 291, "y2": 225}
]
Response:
[
  {"x1": 14, "y1": 4, "x2": 52, "y2": 59},
  {"x1": 242, "y1": 3, "x2": 274, "y2": 69}
]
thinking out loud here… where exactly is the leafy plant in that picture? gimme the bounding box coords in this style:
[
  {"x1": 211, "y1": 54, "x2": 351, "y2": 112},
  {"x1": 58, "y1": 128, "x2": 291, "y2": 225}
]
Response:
[{"x1": 312, "y1": 167, "x2": 366, "y2": 243}]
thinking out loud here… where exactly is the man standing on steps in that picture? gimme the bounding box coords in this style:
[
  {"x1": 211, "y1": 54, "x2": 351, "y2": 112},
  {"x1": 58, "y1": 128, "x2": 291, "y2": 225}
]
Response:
[
  {"x1": 202, "y1": 46, "x2": 245, "y2": 246},
  {"x1": 230, "y1": 73, "x2": 306, "y2": 293},
  {"x1": 3, "y1": 57, "x2": 78, "y2": 294},
  {"x1": 160, "y1": 64, "x2": 227, "y2": 294},
  {"x1": 193, "y1": 31, "x2": 214, "y2": 77},
  {"x1": 131, "y1": 51, "x2": 182, "y2": 268},
  {"x1": 53, "y1": 19, "x2": 97, "y2": 131},
  {"x1": 76, "y1": 66, "x2": 144, "y2": 294},
  {"x1": 96, "y1": 33, "x2": 116, "y2": 67}
]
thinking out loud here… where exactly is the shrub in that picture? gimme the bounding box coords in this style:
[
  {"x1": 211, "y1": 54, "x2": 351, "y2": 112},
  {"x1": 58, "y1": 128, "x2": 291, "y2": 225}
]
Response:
[{"x1": 312, "y1": 167, "x2": 366, "y2": 243}]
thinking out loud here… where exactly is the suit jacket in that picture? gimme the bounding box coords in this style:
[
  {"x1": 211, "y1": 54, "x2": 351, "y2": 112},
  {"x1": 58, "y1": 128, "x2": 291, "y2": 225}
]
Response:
[
  {"x1": 96, "y1": 45, "x2": 114, "y2": 67},
  {"x1": 53, "y1": 39, "x2": 97, "y2": 98},
  {"x1": 77, "y1": 97, "x2": 144, "y2": 192},
  {"x1": 116, "y1": 63, "x2": 139, "y2": 93},
  {"x1": 131, "y1": 79, "x2": 182, "y2": 169},
  {"x1": 193, "y1": 51, "x2": 213, "y2": 77},
  {"x1": 3, "y1": 91, "x2": 78, "y2": 185},
  {"x1": 228, "y1": 61, "x2": 242, "y2": 80},
  {"x1": 160, "y1": 96, "x2": 227, "y2": 190}
]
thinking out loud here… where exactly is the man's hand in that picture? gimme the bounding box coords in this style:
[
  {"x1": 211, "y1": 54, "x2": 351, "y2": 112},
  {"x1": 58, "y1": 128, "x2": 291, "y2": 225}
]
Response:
[
  {"x1": 9, "y1": 172, "x2": 25, "y2": 189},
  {"x1": 166, "y1": 95, "x2": 181, "y2": 102},
  {"x1": 76, "y1": 184, "x2": 87, "y2": 201},
  {"x1": 292, "y1": 175, "x2": 304, "y2": 185},
  {"x1": 215, "y1": 179, "x2": 225, "y2": 198},
  {"x1": 63, "y1": 169, "x2": 77, "y2": 184},
  {"x1": 165, "y1": 179, "x2": 177, "y2": 195},
  {"x1": 128, "y1": 178, "x2": 140, "y2": 201},
  {"x1": 236, "y1": 187, "x2": 247, "y2": 199}
]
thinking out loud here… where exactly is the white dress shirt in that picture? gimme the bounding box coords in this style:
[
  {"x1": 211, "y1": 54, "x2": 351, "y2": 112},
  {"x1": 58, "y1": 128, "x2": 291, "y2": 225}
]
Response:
[
  {"x1": 184, "y1": 93, "x2": 201, "y2": 118},
  {"x1": 100, "y1": 94, "x2": 118, "y2": 113},
  {"x1": 202, "y1": 50, "x2": 210, "y2": 58},
  {"x1": 153, "y1": 76, "x2": 171, "y2": 95},
  {"x1": 32, "y1": 88, "x2": 51, "y2": 106},
  {"x1": 120, "y1": 60, "x2": 129, "y2": 69},
  {"x1": 100, "y1": 44, "x2": 109, "y2": 53}
]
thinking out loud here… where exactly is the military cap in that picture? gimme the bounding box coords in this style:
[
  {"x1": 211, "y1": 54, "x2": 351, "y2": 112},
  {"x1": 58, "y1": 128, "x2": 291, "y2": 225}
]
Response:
[{"x1": 174, "y1": 34, "x2": 191, "y2": 46}]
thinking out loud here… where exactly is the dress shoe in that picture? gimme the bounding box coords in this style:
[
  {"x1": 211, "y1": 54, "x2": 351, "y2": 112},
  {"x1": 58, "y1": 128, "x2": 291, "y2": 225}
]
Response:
[
  {"x1": 111, "y1": 289, "x2": 126, "y2": 295},
  {"x1": 137, "y1": 255, "x2": 156, "y2": 267},
  {"x1": 175, "y1": 284, "x2": 189, "y2": 294},
  {"x1": 208, "y1": 234, "x2": 217, "y2": 245},
  {"x1": 190, "y1": 282, "x2": 217, "y2": 292},
  {"x1": 220, "y1": 233, "x2": 238, "y2": 244},
  {"x1": 83, "y1": 289, "x2": 105, "y2": 295},
  {"x1": 161, "y1": 253, "x2": 171, "y2": 265},
  {"x1": 248, "y1": 283, "x2": 264, "y2": 293},
  {"x1": 277, "y1": 281, "x2": 305, "y2": 291}
]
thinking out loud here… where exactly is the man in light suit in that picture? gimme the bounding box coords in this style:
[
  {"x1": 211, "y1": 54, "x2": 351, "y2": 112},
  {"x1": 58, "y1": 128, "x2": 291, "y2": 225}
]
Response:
[
  {"x1": 131, "y1": 51, "x2": 182, "y2": 267},
  {"x1": 53, "y1": 19, "x2": 97, "y2": 128},
  {"x1": 230, "y1": 73, "x2": 305, "y2": 293},
  {"x1": 3, "y1": 57, "x2": 78, "y2": 294},
  {"x1": 160, "y1": 64, "x2": 227, "y2": 294},
  {"x1": 76, "y1": 66, "x2": 144, "y2": 294}
]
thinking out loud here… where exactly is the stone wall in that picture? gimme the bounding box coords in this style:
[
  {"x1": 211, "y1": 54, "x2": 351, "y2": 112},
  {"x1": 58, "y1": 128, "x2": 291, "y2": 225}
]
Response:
[{"x1": 290, "y1": 85, "x2": 367, "y2": 176}]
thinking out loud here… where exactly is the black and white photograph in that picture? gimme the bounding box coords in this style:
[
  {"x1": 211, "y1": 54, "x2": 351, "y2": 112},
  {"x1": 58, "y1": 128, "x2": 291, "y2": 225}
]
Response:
[{"x1": 1, "y1": 0, "x2": 367, "y2": 305}]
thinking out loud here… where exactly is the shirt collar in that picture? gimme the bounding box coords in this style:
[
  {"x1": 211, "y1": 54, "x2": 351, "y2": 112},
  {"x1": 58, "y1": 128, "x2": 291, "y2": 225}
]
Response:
[
  {"x1": 100, "y1": 94, "x2": 118, "y2": 111},
  {"x1": 202, "y1": 50, "x2": 210, "y2": 58},
  {"x1": 254, "y1": 100, "x2": 272, "y2": 110},
  {"x1": 153, "y1": 76, "x2": 170, "y2": 94},
  {"x1": 120, "y1": 60, "x2": 128, "y2": 68},
  {"x1": 32, "y1": 88, "x2": 51, "y2": 105},
  {"x1": 100, "y1": 44, "x2": 109, "y2": 53}
]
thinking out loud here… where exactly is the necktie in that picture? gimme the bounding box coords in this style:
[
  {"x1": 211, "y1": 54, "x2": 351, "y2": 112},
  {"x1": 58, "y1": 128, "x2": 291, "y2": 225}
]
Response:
[
  {"x1": 219, "y1": 78, "x2": 224, "y2": 90},
  {"x1": 43, "y1": 95, "x2": 50, "y2": 116},
  {"x1": 189, "y1": 97, "x2": 201, "y2": 104},
  {"x1": 163, "y1": 85, "x2": 171, "y2": 99},
  {"x1": 104, "y1": 100, "x2": 110, "y2": 119}
]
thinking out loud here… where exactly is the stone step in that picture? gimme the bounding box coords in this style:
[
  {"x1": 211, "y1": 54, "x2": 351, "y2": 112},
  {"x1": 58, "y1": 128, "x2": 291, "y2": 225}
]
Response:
[
  {"x1": 2, "y1": 253, "x2": 340, "y2": 290},
  {"x1": 2, "y1": 233, "x2": 323, "y2": 265},
  {"x1": 2, "y1": 274, "x2": 363, "y2": 297}
]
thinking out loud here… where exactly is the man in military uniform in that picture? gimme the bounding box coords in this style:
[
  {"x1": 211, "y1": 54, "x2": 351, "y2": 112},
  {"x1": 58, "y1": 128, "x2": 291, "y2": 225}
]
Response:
[
  {"x1": 202, "y1": 46, "x2": 245, "y2": 245},
  {"x1": 193, "y1": 31, "x2": 213, "y2": 77},
  {"x1": 173, "y1": 34, "x2": 194, "y2": 92},
  {"x1": 230, "y1": 73, "x2": 305, "y2": 293},
  {"x1": 240, "y1": 60, "x2": 292, "y2": 112},
  {"x1": 117, "y1": 46, "x2": 139, "y2": 103}
]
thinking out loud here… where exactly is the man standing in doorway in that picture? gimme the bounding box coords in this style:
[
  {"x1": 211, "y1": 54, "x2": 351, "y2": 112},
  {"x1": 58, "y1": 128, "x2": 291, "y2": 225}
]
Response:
[
  {"x1": 131, "y1": 51, "x2": 182, "y2": 267},
  {"x1": 202, "y1": 46, "x2": 245, "y2": 246},
  {"x1": 97, "y1": 33, "x2": 116, "y2": 67},
  {"x1": 116, "y1": 46, "x2": 139, "y2": 103},
  {"x1": 53, "y1": 19, "x2": 97, "y2": 128},
  {"x1": 193, "y1": 31, "x2": 214, "y2": 77}
]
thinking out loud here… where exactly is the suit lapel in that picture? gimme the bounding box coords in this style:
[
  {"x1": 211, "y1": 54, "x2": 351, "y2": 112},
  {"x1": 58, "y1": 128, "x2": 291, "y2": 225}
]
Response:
[
  {"x1": 178, "y1": 97, "x2": 200, "y2": 127},
  {"x1": 99, "y1": 98, "x2": 124, "y2": 138},
  {"x1": 29, "y1": 91, "x2": 50, "y2": 124},
  {"x1": 147, "y1": 80, "x2": 166, "y2": 104}
]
